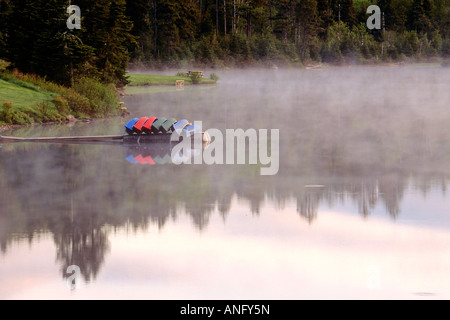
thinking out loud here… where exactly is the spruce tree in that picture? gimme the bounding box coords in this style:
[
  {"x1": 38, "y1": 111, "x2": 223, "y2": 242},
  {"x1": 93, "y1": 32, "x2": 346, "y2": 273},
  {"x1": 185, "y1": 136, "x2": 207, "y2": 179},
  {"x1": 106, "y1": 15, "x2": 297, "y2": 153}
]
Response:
[
  {"x1": 5, "y1": 0, "x2": 134, "y2": 86},
  {"x1": 408, "y1": 0, "x2": 435, "y2": 33},
  {"x1": 0, "y1": 0, "x2": 12, "y2": 59},
  {"x1": 6, "y1": 0, "x2": 75, "y2": 83},
  {"x1": 77, "y1": 0, "x2": 136, "y2": 86},
  {"x1": 296, "y1": 0, "x2": 319, "y2": 60}
]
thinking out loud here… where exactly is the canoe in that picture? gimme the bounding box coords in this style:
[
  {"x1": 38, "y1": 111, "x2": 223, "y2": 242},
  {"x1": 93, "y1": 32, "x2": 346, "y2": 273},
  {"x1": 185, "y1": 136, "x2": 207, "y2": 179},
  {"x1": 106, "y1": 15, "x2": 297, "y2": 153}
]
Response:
[
  {"x1": 183, "y1": 124, "x2": 200, "y2": 137},
  {"x1": 161, "y1": 118, "x2": 177, "y2": 134},
  {"x1": 151, "y1": 117, "x2": 167, "y2": 133},
  {"x1": 124, "y1": 117, "x2": 139, "y2": 135},
  {"x1": 173, "y1": 119, "x2": 190, "y2": 134},
  {"x1": 133, "y1": 117, "x2": 149, "y2": 134},
  {"x1": 126, "y1": 117, "x2": 196, "y2": 136},
  {"x1": 142, "y1": 117, "x2": 157, "y2": 134}
]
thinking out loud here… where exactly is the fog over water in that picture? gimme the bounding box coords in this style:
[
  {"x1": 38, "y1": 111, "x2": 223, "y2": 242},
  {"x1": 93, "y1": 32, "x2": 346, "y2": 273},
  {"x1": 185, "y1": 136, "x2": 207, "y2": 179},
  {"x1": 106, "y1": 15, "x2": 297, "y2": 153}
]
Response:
[{"x1": 1, "y1": 65, "x2": 450, "y2": 299}]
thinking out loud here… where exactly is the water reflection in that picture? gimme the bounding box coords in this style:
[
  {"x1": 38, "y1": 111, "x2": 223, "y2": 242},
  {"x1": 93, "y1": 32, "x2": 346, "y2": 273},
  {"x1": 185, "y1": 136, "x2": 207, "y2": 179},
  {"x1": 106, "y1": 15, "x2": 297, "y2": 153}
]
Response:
[
  {"x1": 1, "y1": 141, "x2": 449, "y2": 282},
  {"x1": 1, "y1": 66, "x2": 449, "y2": 293}
]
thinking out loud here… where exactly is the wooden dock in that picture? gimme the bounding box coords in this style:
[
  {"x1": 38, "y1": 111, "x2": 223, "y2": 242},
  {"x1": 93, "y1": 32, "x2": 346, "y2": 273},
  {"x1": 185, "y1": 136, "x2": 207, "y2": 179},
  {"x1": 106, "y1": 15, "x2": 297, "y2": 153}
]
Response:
[{"x1": 0, "y1": 132, "x2": 211, "y2": 144}]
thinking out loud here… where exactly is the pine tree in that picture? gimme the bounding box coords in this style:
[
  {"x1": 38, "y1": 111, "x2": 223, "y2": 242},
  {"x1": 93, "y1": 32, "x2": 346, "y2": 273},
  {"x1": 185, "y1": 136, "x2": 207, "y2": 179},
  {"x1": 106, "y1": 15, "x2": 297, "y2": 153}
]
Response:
[
  {"x1": 5, "y1": 0, "x2": 134, "y2": 86},
  {"x1": 432, "y1": 0, "x2": 450, "y2": 39},
  {"x1": 149, "y1": 0, "x2": 200, "y2": 62},
  {"x1": 377, "y1": 0, "x2": 395, "y2": 29},
  {"x1": 408, "y1": 0, "x2": 435, "y2": 33},
  {"x1": 126, "y1": 0, "x2": 152, "y2": 62},
  {"x1": 75, "y1": 0, "x2": 136, "y2": 86},
  {"x1": 340, "y1": 0, "x2": 357, "y2": 26},
  {"x1": 6, "y1": 0, "x2": 81, "y2": 84},
  {"x1": 316, "y1": 0, "x2": 333, "y2": 37},
  {"x1": 274, "y1": 0, "x2": 297, "y2": 43},
  {"x1": 0, "y1": 0, "x2": 12, "y2": 59},
  {"x1": 295, "y1": 0, "x2": 319, "y2": 59}
]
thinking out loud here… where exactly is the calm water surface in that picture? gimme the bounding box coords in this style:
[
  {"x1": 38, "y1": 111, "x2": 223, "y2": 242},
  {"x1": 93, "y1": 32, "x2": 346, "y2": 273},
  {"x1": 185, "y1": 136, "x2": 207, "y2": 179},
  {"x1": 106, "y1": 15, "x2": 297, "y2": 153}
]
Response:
[{"x1": 1, "y1": 66, "x2": 450, "y2": 299}]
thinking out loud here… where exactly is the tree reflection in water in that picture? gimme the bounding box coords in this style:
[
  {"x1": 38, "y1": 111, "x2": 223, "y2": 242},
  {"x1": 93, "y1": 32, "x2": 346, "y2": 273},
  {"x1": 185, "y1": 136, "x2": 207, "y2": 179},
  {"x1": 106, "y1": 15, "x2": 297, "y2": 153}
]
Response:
[
  {"x1": 0, "y1": 137, "x2": 449, "y2": 284},
  {"x1": 1, "y1": 66, "x2": 449, "y2": 284}
]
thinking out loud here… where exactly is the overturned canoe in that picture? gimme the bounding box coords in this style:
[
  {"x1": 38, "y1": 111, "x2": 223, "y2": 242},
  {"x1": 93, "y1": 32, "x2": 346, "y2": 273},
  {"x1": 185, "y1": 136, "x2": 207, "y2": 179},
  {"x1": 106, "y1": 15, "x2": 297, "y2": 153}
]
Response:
[
  {"x1": 142, "y1": 117, "x2": 157, "y2": 134},
  {"x1": 125, "y1": 116, "x2": 199, "y2": 136},
  {"x1": 161, "y1": 118, "x2": 177, "y2": 134},
  {"x1": 133, "y1": 116, "x2": 149, "y2": 133},
  {"x1": 173, "y1": 119, "x2": 190, "y2": 134},
  {"x1": 150, "y1": 117, "x2": 167, "y2": 133},
  {"x1": 125, "y1": 117, "x2": 140, "y2": 135}
]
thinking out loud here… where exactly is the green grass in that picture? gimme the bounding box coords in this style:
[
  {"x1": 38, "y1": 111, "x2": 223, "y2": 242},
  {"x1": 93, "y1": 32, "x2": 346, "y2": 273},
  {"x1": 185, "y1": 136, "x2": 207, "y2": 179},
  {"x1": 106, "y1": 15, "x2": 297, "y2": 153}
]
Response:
[
  {"x1": 0, "y1": 78, "x2": 56, "y2": 108},
  {"x1": 0, "y1": 78, "x2": 64, "y2": 125},
  {"x1": 127, "y1": 73, "x2": 217, "y2": 86},
  {"x1": 0, "y1": 72, "x2": 122, "y2": 125}
]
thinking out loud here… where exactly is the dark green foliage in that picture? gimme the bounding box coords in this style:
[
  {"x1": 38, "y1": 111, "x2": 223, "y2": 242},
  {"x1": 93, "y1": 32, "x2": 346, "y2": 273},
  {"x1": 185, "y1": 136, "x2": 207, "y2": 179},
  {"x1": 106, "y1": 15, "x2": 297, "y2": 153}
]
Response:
[
  {"x1": 122, "y1": 0, "x2": 448, "y2": 67},
  {"x1": 1, "y1": 0, "x2": 134, "y2": 87},
  {"x1": 52, "y1": 95, "x2": 70, "y2": 115},
  {"x1": 0, "y1": 60, "x2": 10, "y2": 73},
  {"x1": 0, "y1": 71, "x2": 120, "y2": 124},
  {"x1": 76, "y1": 0, "x2": 136, "y2": 86},
  {"x1": 6, "y1": 0, "x2": 69, "y2": 83},
  {"x1": 176, "y1": 72, "x2": 189, "y2": 77},
  {"x1": 296, "y1": 0, "x2": 320, "y2": 60},
  {"x1": 36, "y1": 101, "x2": 65, "y2": 122},
  {"x1": 1, "y1": 101, "x2": 35, "y2": 125},
  {"x1": 209, "y1": 73, "x2": 220, "y2": 81},
  {"x1": 229, "y1": 32, "x2": 252, "y2": 61},
  {"x1": 0, "y1": 0, "x2": 12, "y2": 58},
  {"x1": 73, "y1": 77, "x2": 121, "y2": 117},
  {"x1": 189, "y1": 72, "x2": 202, "y2": 84},
  {"x1": 407, "y1": 0, "x2": 435, "y2": 33},
  {"x1": 338, "y1": 0, "x2": 358, "y2": 27},
  {"x1": 0, "y1": 0, "x2": 449, "y2": 81}
]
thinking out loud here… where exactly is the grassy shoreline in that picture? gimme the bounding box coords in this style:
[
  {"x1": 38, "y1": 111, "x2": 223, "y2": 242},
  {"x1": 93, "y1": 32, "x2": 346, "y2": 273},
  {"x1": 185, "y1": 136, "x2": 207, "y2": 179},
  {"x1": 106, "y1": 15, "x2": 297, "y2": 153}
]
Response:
[
  {"x1": 0, "y1": 70, "x2": 218, "y2": 129},
  {"x1": 0, "y1": 71, "x2": 124, "y2": 127},
  {"x1": 0, "y1": 71, "x2": 218, "y2": 130},
  {"x1": 126, "y1": 73, "x2": 218, "y2": 86}
]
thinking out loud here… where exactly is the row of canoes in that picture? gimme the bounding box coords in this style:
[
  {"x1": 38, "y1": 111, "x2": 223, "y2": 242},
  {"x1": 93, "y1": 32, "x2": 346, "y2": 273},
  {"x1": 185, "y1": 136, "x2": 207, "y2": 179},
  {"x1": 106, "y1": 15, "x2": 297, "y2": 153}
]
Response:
[{"x1": 125, "y1": 117, "x2": 198, "y2": 136}]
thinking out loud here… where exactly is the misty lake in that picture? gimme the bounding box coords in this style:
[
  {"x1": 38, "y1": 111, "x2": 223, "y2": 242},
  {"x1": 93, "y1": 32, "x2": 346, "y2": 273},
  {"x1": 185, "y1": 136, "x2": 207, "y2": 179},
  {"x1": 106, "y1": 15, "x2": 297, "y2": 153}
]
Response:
[{"x1": 1, "y1": 65, "x2": 450, "y2": 300}]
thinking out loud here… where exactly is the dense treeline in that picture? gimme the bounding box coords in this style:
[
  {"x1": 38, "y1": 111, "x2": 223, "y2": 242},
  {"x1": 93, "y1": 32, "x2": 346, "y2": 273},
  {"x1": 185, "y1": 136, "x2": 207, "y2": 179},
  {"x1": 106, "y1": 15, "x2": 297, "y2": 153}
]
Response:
[
  {"x1": 0, "y1": 0, "x2": 135, "y2": 86},
  {"x1": 0, "y1": 0, "x2": 449, "y2": 84},
  {"x1": 126, "y1": 0, "x2": 450, "y2": 68}
]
